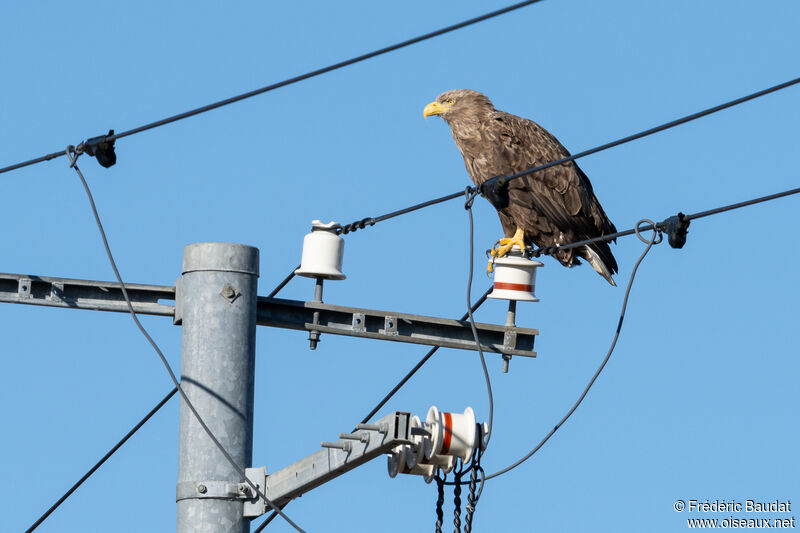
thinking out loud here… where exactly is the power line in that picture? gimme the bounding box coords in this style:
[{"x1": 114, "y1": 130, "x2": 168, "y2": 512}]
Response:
[
  {"x1": 254, "y1": 169, "x2": 800, "y2": 510},
  {"x1": 483, "y1": 221, "x2": 660, "y2": 482},
  {"x1": 529, "y1": 185, "x2": 800, "y2": 258},
  {"x1": 338, "y1": 190, "x2": 466, "y2": 235},
  {"x1": 464, "y1": 189, "x2": 494, "y2": 448},
  {"x1": 442, "y1": 183, "x2": 800, "y2": 485},
  {"x1": 359, "y1": 285, "x2": 493, "y2": 425},
  {"x1": 266, "y1": 264, "x2": 301, "y2": 298},
  {"x1": 490, "y1": 75, "x2": 800, "y2": 189},
  {"x1": 685, "y1": 186, "x2": 800, "y2": 221},
  {"x1": 0, "y1": 0, "x2": 545, "y2": 176},
  {"x1": 25, "y1": 387, "x2": 178, "y2": 533},
  {"x1": 391, "y1": 74, "x2": 799, "y2": 220},
  {"x1": 66, "y1": 150, "x2": 306, "y2": 533},
  {"x1": 305, "y1": 74, "x2": 800, "y2": 247},
  {"x1": 35, "y1": 68, "x2": 794, "y2": 529},
  {"x1": 253, "y1": 281, "x2": 493, "y2": 532}
]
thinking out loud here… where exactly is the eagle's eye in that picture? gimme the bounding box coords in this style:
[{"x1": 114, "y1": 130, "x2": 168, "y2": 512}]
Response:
[{"x1": 447, "y1": 98, "x2": 455, "y2": 105}]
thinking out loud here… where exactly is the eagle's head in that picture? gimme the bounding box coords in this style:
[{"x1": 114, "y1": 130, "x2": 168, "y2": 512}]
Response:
[{"x1": 423, "y1": 89, "x2": 494, "y2": 122}]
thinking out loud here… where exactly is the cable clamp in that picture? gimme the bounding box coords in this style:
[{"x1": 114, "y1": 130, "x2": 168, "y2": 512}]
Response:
[
  {"x1": 659, "y1": 212, "x2": 690, "y2": 248},
  {"x1": 464, "y1": 186, "x2": 479, "y2": 210},
  {"x1": 339, "y1": 217, "x2": 375, "y2": 235},
  {"x1": 75, "y1": 129, "x2": 117, "y2": 168},
  {"x1": 477, "y1": 175, "x2": 509, "y2": 210}
]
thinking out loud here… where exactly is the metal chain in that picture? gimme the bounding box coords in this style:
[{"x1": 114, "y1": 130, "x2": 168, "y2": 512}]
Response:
[
  {"x1": 453, "y1": 464, "x2": 465, "y2": 533},
  {"x1": 435, "y1": 470, "x2": 446, "y2": 533},
  {"x1": 464, "y1": 466, "x2": 479, "y2": 533},
  {"x1": 464, "y1": 439, "x2": 485, "y2": 533}
]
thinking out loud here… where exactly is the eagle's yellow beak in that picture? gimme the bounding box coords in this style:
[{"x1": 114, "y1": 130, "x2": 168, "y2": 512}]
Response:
[{"x1": 423, "y1": 100, "x2": 451, "y2": 119}]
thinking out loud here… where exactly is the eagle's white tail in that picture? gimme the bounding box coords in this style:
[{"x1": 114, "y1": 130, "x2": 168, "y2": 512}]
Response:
[{"x1": 583, "y1": 246, "x2": 617, "y2": 286}]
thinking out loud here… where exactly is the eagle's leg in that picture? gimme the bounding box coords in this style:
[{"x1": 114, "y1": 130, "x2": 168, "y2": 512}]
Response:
[{"x1": 488, "y1": 227, "x2": 527, "y2": 273}]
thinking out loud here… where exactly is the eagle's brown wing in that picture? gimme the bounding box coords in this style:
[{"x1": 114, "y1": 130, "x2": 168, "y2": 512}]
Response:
[{"x1": 483, "y1": 110, "x2": 618, "y2": 272}]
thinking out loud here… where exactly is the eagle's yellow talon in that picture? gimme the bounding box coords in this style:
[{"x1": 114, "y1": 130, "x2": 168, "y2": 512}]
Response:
[{"x1": 491, "y1": 227, "x2": 527, "y2": 260}]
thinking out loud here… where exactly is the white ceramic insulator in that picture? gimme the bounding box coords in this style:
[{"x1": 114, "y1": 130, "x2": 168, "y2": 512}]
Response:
[
  {"x1": 424, "y1": 406, "x2": 478, "y2": 464},
  {"x1": 487, "y1": 246, "x2": 542, "y2": 301},
  {"x1": 404, "y1": 416, "x2": 425, "y2": 469},
  {"x1": 387, "y1": 443, "x2": 435, "y2": 483},
  {"x1": 294, "y1": 220, "x2": 346, "y2": 280},
  {"x1": 387, "y1": 446, "x2": 404, "y2": 478}
]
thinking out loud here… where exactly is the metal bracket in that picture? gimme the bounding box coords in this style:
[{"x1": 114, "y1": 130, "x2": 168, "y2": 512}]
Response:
[
  {"x1": 243, "y1": 466, "x2": 268, "y2": 518},
  {"x1": 49, "y1": 282, "x2": 65, "y2": 303},
  {"x1": 383, "y1": 315, "x2": 399, "y2": 336},
  {"x1": 0, "y1": 272, "x2": 175, "y2": 318},
  {"x1": 249, "y1": 411, "x2": 412, "y2": 516},
  {"x1": 503, "y1": 328, "x2": 517, "y2": 353},
  {"x1": 258, "y1": 297, "x2": 538, "y2": 357},
  {"x1": 176, "y1": 480, "x2": 252, "y2": 502},
  {"x1": 0, "y1": 272, "x2": 539, "y2": 357},
  {"x1": 352, "y1": 312, "x2": 366, "y2": 332},
  {"x1": 18, "y1": 278, "x2": 32, "y2": 299},
  {"x1": 173, "y1": 277, "x2": 183, "y2": 325}
]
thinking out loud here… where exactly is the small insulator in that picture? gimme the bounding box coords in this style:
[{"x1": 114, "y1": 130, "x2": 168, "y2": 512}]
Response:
[
  {"x1": 406, "y1": 415, "x2": 456, "y2": 473},
  {"x1": 424, "y1": 406, "x2": 478, "y2": 464},
  {"x1": 387, "y1": 445, "x2": 405, "y2": 478},
  {"x1": 294, "y1": 220, "x2": 346, "y2": 280},
  {"x1": 488, "y1": 246, "x2": 542, "y2": 302},
  {"x1": 404, "y1": 416, "x2": 425, "y2": 469},
  {"x1": 387, "y1": 445, "x2": 435, "y2": 483}
]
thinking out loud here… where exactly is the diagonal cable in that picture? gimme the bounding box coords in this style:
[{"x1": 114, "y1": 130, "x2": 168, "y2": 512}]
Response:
[
  {"x1": 491, "y1": 75, "x2": 800, "y2": 189},
  {"x1": 287, "y1": 75, "x2": 800, "y2": 247},
  {"x1": 24, "y1": 387, "x2": 178, "y2": 533},
  {"x1": 480, "y1": 221, "x2": 661, "y2": 481},
  {"x1": 359, "y1": 284, "x2": 492, "y2": 425},
  {"x1": 65, "y1": 149, "x2": 305, "y2": 532},
  {"x1": 464, "y1": 189, "x2": 494, "y2": 448},
  {"x1": 252, "y1": 285, "x2": 493, "y2": 531}
]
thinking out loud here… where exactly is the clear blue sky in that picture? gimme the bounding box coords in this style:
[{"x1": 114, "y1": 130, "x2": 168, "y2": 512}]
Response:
[{"x1": 1, "y1": 1, "x2": 798, "y2": 531}]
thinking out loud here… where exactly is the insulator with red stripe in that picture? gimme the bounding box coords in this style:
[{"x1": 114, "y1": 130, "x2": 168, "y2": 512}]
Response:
[
  {"x1": 424, "y1": 406, "x2": 481, "y2": 464},
  {"x1": 386, "y1": 406, "x2": 486, "y2": 482},
  {"x1": 487, "y1": 245, "x2": 542, "y2": 301},
  {"x1": 404, "y1": 416, "x2": 455, "y2": 473}
]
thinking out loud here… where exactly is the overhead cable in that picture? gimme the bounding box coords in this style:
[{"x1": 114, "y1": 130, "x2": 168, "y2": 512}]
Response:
[
  {"x1": 306, "y1": 74, "x2": 800, "y2": 246},
  {"x1": 482, "y1": 221, "x2": 661, "y2": 481},
  {"x1": 24, "y1": 387, "x2": 178, "y2": 533},
  {"x1": 65, "y1": 150, "x2": 306, "y2": 533},
  {"x1": 0, "y1": 0, "x2": 545, "y2": 176},
  {"x1": 358, "y1": 284, "x2": 492, "y2": 425},
  {"x1": 528, "y1": 185, "x2": 800, "y2": 258},
  {"x1": 464, "y1": 188, "x2": 494, "y2": 448},
  {"x1": 475, "y1": 75, "x2": 800, "y2": 193},
  {"x1": 253, "y1": 284, "x2": 493, "y2": 532}
]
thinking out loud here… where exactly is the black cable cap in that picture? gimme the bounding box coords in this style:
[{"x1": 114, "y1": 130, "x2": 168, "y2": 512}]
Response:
[
  {"x1": 479, "y1": 175, "x2": 509, "y2": 210},
  {"x1": 82, "y1": 130, "x2": 117, "y2": 168},
  {"x1": 662, "y1": 212, "x2": 690, "y2": 248}
]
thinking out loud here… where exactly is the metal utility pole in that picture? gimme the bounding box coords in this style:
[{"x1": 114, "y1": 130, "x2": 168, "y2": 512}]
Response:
[{"x1": 175, "y1": 243, "x2": 259, "y2": 533}]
